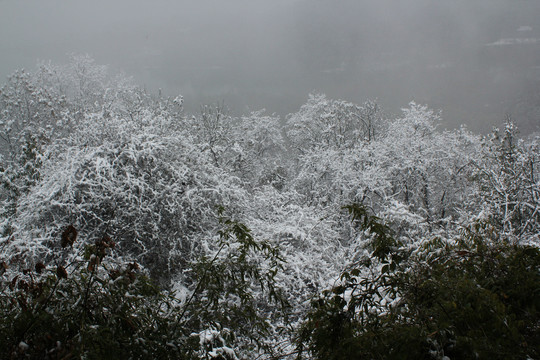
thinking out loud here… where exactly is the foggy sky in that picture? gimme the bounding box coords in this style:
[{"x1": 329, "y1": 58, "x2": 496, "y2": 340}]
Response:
[{"x1": 1, "y1": 0, "x2": 539, "y2": 133}]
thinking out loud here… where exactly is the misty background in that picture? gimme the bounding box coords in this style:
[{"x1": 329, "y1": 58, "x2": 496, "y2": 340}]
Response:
[{"x1": 1, "y1": 0, "x2": 539, "y2": 133}]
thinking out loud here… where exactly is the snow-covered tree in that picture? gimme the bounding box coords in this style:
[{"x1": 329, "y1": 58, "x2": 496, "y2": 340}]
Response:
[
  {"x1": 374, "y1": 103, "x2": 481, "y2": 224},
  {"x1": 286, "y1": 93, "x2": 382, "y2": 154},
  {"x1": 473, "y1": 121, "x2": 540, "y2": 244},
  {"x1": 0, "y1": 58, "x2": 247, "y2": 284}
]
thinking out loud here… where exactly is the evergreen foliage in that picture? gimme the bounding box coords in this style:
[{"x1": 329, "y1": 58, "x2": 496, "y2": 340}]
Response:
[
  {"x1": 0, "y1": 217, "x2": 288, "y2": 359},
  {"x1": 297, "y1": 205, "x2": 540, "y2": 360}
]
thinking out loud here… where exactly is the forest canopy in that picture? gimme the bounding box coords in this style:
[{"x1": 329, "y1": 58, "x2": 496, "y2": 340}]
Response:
[{"x1": 0, "y1": 56, "x2": 538, "y2": 359}]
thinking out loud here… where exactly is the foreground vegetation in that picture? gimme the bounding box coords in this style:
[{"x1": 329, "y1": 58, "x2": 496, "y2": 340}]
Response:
[
  {"x1": 298, "y1": 206, "x2": 540, "y2": 359},
  {"x1": 1, "y1": 56, "x2": 538, "y2": 359}
]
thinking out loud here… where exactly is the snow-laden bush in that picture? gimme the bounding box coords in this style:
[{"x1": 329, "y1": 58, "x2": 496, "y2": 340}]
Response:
[
  {"x1": 0, "y1": 218, "x2": 288, "y2": 359},
  {"x1": 188, "y1": 104, "x2": 286, "y2": 190},
  {"x1": 287, "y1": 101, "x2": 482, "y2": 252},
  {"x1": 0, "y1": 57, "x2": 249, "y2": 283},
  {"x1": 9, "y1": 112, "x2": 252, "y2": 282},
  {"x1": 286, "y1": 93, "x2": 382, "y2": 153}
]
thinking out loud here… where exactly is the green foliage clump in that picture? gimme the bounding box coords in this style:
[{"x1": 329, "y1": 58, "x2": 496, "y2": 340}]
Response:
[
  {"x1": 0, "y1": 217, "x2": 288, "y2": 359},
  {"x1": 0, "y1": 234, "x2": 171, "y2": 359},
  {"x1": 297, "y1": 205, "x2": 540, "y2": 360}
]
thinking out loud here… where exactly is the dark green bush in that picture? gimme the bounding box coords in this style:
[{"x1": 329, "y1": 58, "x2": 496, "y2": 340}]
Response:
[
  {"x1": 0, "y1": 217, "x2": 288, "y2": 359},
  {"x1": 297, "y1": 205, "x2": 540, "y2": 360}
]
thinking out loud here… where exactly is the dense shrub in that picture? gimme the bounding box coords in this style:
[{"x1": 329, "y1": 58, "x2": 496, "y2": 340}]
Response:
[
  {"x1": 297, "y1": 205, "x2": 540, "y2": 360},
  {"x1": 0, "y1": 217, "x2": 288, "y2": 359}
]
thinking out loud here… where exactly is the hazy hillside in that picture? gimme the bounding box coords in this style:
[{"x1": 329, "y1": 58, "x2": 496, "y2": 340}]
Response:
[{"x1": 1, "y1": 0, "x2": 540, "y2": 133}]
